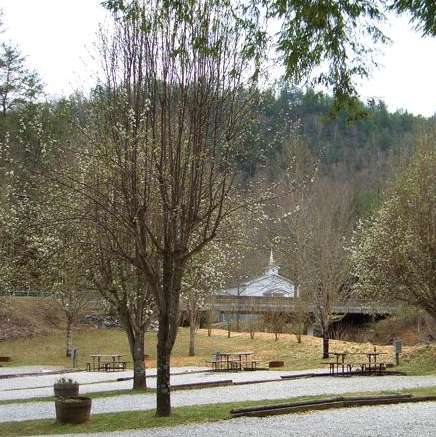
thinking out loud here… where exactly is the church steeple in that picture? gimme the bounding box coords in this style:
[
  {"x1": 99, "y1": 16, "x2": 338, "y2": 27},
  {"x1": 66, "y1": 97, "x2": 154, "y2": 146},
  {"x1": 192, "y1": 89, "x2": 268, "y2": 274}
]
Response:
[{"x1": 266, "y1": 248, "x2": 279, "y2": 275}]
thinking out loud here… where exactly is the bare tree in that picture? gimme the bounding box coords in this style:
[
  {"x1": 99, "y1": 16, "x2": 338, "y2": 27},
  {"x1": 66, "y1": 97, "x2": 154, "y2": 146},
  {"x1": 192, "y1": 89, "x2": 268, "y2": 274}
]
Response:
[
  {"x1": 265, "y1": 294, "x2": 287, "y2": 341},
  {"x1": 292, "y1": 294, "x2": 309, "y2": 344},
  {"x1": 57, "y1": 0, "x2": 256, "y2": 416},
  {"x1": 291, "y1": 180, "x2": 353, "y2": 358}
]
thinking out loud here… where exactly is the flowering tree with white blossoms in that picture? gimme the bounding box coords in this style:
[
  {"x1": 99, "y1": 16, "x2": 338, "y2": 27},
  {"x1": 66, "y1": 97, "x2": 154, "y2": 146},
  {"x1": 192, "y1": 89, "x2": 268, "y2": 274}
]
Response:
[
  {"x1": 181, "y1": 239, "x2": 235, "y2": 356},
  {"x1": 44, "y1": 233, "x2": 92, "y2": 358},
  {"x1": 351, "y1": 136, "x2": 436, "y2": 319},
  {"x1": 91, "y1": 232, "x2": 155, "y2": 389},
  {"x1": 0, "y1": 104, "x2": 60, "y2": 291}
]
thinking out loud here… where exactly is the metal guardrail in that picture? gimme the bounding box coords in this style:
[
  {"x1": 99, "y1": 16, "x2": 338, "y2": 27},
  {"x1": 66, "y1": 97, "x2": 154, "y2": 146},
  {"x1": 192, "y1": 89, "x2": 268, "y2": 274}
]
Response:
[
  {"x1": 208, "y1": 295, "x2": 397, "y2": 315},
  {"x1": 3, "y1": 289, "x2": 397, "y2": 316}
]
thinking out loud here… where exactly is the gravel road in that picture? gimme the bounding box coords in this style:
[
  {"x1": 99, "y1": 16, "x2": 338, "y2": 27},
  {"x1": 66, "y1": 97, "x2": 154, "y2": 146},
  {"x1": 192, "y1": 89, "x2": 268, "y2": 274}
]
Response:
[
  {"x1": 0, "y1": 366, "x2": 207, "y2": 391},
  {"x1": 0, "y1": 368, "x2": 326, "y2": 401},
  {"x1": 2, "y1": 374, "x2": 436, "y2": 423},
  {"x1": 39, "y1": 402, "x2": 436, "y2": 437}
]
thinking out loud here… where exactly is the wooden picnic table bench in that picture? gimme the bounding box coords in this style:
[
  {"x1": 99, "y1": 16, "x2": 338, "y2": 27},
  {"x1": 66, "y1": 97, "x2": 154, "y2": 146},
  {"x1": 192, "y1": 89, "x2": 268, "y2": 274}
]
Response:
[
  {"x1": 325, "y1": 350, "x2": 388, "y2": 376},
  {"x1": 361, "y1": 352, "x2": 387, "y2": 375},
  {"x1": 87, "y1": 354, "x2": 126, "y2": 372},
  {"x1": 207, "y1": 351, "x2": 257, "y2": 371}
]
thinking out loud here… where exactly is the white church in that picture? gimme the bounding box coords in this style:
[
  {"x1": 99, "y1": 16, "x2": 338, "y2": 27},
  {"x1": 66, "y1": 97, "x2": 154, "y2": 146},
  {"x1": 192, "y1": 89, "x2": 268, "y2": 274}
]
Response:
[{"x1": 219, "y1": 250, "x2": 297, "y2": 298}]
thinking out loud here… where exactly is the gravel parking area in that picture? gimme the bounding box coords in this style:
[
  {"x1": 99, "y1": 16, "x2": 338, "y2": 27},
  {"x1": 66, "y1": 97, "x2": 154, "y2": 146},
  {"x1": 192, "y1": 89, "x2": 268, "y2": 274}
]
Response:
[
  {"x1": 0, "y1": 367, "x2": 326, "y2": 401},
  {"x1": 2, "y1": 374, "x2": 436, "y2": 423},
  {"x1": 39, "y1": 401, "x2": 436, "y2": 437},
  {"x1": 0, "y1": 366, "x2": 208, "y2": 395}
]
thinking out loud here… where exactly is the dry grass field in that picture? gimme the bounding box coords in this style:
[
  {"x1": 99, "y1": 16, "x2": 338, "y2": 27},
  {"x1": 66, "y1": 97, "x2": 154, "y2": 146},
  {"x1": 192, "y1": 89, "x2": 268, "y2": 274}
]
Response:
[
  {"x1": 0, "y1": 326, "x2": 402, "y2": 370},
  {"x1": 0, "y1": 297, "x2": 434, "y2": 374}
]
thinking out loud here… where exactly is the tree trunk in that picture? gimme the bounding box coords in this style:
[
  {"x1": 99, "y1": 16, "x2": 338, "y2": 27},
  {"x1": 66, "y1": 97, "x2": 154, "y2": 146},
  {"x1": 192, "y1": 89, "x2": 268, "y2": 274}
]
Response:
[
  {"x1": 297, "y1": 322, "x2": 303, "y2": 343},
  {"x1": 132, "y1": 332, "x2": 146, "y2": 389},
  {"x1": 154, "y1": 254, "x2": 182, "y2": 417},
  {"x1": 250, "y1": 317, "x2": 255, "y2": 339},
  {"x1": 189, "y1": 311, "x2": 196, "y2": 356},
  {"x1": 322, "y1": 332, "x2": 330, "y2": 359},
  {"x1": 207, "y1": 299, "x2": 213, "y2": 337},
  {"x1": 156, "y1": 311, "x2": 171, "y2": 417},
  {"x1": 65, "y1": 319, "x2": 73, "y2": 357},
  {"x1": 207, "y1": 310, "x2": 212, "y2": 337},
  {"x1": 121, "y1": 311, "x2": 147, "y2": 390}
]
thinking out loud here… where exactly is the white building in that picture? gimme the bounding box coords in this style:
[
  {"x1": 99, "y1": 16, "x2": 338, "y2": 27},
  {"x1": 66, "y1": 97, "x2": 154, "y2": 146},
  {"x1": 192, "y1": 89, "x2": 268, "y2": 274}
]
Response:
[{"x1": 220, "y1": 250, "x2": 297, "y2": 298}]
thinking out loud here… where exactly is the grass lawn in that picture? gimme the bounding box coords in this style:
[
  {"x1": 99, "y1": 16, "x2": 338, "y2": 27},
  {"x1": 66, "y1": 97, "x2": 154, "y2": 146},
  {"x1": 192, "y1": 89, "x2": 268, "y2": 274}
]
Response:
[
  {"x1": 0, "y1": 388, "x2": 156, "y2": 406},
  {"x1": 1, "y1": 386, "x2": 436, "y2": 436},
  {"x1": 0, "y1": 326, "x2": 400, "y2": 370},
  {"x1": 396, "y1": 344, "x2": 436, "y2": 375}
]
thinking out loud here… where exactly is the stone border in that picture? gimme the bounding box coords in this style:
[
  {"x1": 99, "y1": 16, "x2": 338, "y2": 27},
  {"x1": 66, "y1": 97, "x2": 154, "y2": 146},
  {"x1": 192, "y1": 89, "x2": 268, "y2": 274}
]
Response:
[{"x1": 0, "y1": 368, "x2": 82, "y2": 380}]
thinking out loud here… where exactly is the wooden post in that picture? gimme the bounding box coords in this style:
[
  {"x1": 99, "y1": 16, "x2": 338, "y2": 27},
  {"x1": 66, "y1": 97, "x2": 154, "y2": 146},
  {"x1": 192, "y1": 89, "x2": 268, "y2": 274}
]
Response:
[
  {"x1": 227, "y1": 316, "x2": 231, "y2": 338},
  {"x1": 394, "y1": 340, "x2": 402, "y2": 365},
  {"x1": 236, "y1": 285, "x2": 241, "y2": 332}
]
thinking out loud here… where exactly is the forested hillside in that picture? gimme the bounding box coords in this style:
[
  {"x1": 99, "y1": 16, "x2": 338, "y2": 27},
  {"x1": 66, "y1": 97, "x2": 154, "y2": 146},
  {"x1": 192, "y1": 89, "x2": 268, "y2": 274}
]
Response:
[{"x1": 238, "y1": 86, "x2": 425, "y2": 179}]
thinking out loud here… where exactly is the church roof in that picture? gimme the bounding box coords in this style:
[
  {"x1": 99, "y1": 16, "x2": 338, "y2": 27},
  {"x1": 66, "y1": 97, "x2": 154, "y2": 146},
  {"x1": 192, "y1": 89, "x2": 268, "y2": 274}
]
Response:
[{"x1": 219, "y1": 250, "x2": 295, "y2": 297}]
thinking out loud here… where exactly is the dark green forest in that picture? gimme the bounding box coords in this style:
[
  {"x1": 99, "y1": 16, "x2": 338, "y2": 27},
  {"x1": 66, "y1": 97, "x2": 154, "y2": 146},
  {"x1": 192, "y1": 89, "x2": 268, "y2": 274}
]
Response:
[{"x1": 0, "y1": 84, "x2": 430, "y2": 199}]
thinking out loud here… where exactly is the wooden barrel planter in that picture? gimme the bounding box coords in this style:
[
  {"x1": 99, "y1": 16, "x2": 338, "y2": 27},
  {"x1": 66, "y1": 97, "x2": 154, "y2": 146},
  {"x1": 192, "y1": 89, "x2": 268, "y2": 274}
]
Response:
[
  {"x1": 54, "y1": 382, "x2": 79, "y2": 398},
  {"x1": 55, "y1": 397, "x2": 92, "y2": 424},
  {"x1": 269, "y1": 360, "x2": 284, "y2": 368}
]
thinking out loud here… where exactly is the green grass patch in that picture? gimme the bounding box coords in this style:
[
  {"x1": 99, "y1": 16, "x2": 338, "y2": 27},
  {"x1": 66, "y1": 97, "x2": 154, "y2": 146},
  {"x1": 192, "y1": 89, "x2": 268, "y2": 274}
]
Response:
[
  {"x1": 397, "y1": 345, "x2": 436, "y2": 375},
  {"x1": 0, "y1": 388, "x2": 156, "y2": 406},
  {"x1": 1, "y1": 386, "x2": 436, "y2": 436}
]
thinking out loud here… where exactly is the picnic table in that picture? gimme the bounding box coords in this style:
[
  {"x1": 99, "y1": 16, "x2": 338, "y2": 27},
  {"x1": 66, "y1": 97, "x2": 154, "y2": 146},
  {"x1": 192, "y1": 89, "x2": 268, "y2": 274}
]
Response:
[
  {"x1": 326, "y1": 350, "x2": 388, "y2": 376},
  {"x1": 328, "y1": 352, "x2": 353, "y2": 375},
  {"x1": 362, "y1": 352, "x2": 387, "y2": 374},
  {"x1": 88, "y1": 353, "x2": 126, "y2": 372},
  {"x1": 209, "y1": 351, "x2": 256, "y2": 371}
]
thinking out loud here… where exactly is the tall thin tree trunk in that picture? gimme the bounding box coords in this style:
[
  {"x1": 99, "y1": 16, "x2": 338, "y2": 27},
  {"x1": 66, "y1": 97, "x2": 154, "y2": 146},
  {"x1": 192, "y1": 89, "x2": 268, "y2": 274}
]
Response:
[
  {"x1": 122, "y1": 311, "x2": 147, "y2": 390},
  {"x1": 207, "y1": 309, "x2": 212, "y2": 337},
  {"x1": 65, "y1": 318, "x2": 73, "y2": 357},
  {"x1": 189, "y1": 310, "x2": 196, "y2": 356},
  {"x1": 156, "y1": 311, "x2": 171, "y2": 417},
  {"x1": 322, "y1": 332, "x2": 330, "y2": 359}
]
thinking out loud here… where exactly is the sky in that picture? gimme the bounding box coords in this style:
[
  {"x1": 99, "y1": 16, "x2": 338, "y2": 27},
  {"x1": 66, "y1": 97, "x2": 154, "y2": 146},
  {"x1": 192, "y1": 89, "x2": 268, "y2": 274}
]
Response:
[{"x1": 1, "y1": 0, "x2": 435, "y2": 117}]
